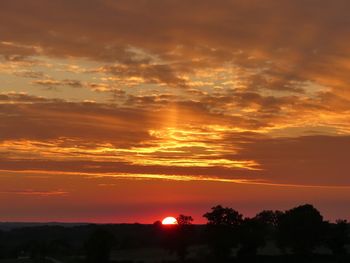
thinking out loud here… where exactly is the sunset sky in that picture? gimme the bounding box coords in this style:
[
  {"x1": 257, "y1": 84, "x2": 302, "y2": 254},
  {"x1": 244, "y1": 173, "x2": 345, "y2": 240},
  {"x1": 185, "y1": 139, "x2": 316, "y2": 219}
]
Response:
[{"x1": 1, "y1": 0, "x2": 350, "y2": 223}]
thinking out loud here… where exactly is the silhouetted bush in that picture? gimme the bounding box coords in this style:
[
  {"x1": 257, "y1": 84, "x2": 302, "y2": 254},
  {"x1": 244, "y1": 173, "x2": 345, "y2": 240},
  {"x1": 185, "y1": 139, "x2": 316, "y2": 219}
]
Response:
[
  {"x1": 160, "y1": 216, "x2": 195, "y2": 262},
  {"x1": 174, "y1": 214, "x2": 194, "y2": 261},
  {"x1": 203, "y1": 205, "x2": 243, "y2": 261},
  {"x1": 276, "y1": 204, "x2": 325, "y2": 255},
  {"x1": 237, "y1": 217, "x2": 267, "y2": 258},
  {"x1": 325, "y1": 219, "x2": 349, "y2": 256}
]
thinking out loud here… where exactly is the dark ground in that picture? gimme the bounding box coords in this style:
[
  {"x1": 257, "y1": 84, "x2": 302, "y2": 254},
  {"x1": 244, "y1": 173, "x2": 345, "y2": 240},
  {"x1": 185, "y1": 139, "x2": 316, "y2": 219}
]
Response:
[{"x1": 0, "y1": 222, "x2": 349, "y2": 263}]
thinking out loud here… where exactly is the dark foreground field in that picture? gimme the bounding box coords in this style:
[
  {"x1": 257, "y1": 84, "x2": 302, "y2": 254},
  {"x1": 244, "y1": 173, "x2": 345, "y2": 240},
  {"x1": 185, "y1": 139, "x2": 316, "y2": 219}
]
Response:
[{"x1": 0, "y1": 223, "x2": 349, "y2": 263}]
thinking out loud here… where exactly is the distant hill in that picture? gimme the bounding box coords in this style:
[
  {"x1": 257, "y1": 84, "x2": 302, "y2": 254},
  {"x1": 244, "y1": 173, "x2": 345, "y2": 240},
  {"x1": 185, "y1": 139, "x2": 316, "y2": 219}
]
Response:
[{"x1": 0, "y1": 222, "x2": 88, "y2": 231}]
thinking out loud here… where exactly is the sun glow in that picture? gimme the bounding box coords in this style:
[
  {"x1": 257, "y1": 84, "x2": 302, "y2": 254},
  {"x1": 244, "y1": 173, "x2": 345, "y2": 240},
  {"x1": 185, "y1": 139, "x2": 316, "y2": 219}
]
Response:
[{"x1": 162, "y1": 216, "x2": 178, "y2": 225}]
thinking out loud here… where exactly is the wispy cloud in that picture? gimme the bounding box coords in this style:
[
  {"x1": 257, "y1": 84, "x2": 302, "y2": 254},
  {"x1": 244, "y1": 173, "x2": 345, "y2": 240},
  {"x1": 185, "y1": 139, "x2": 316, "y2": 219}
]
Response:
[{"x1": 0, "y1": 189, "x2": 68, "y2": 196}]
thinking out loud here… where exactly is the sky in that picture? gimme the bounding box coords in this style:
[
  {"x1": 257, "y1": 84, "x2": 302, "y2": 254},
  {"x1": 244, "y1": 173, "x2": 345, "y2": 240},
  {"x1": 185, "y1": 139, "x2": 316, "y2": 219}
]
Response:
[{"x1": 1, "y1": 0, "x2": 350, "y2": 223}]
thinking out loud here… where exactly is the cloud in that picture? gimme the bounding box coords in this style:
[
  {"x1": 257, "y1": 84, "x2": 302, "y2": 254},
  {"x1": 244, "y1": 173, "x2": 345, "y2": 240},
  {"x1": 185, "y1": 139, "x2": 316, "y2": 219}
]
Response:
[
  {"x1": 101, "y1": 63, "x2": 188, "y2": 88},
  {"x1": 0, "y1": 41, "x2": 40, "y2": 60},
  {"x1": 1, "y1": 1, "x2": 350, "y2": 127},
  {"x1": 32, "y1": 79, "x2": 83, "y2": 89},
  {"x1": 0, "y1": 94, "x2": 155, "y2": 147},
  {"x1": 0, "y1": 92, "x2": 349, "y2": 186},
  {"x1": 0, "y1": 189, "x2": 68, "y2": 196},
  {"x1": 1, "y1": 135, "x2": 350, "y2": 187},
  {"x1": 14, "y1": 70, "x2": 46, "y2": 79},
  {"x1": 1, "y1": 1, "x2": 350, "y2": 189},
  {"x1": 231, "y1": 135, "x2": 350, "y2": 186},
  {"x1": 1, "y1": 0, "x2": 350, "y2": 95}
]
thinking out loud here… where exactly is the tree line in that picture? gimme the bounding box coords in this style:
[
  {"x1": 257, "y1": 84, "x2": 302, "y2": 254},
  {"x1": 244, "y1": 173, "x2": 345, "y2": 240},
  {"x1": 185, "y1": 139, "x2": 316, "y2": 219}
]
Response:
[
  {"x1": 200, "y1": 204, "x2": 348, "y2": 261},
  {"x1": 85, "y1": 204, "x2": 349, "y2": 263},
  {"x1": 0, "y1": 203, "x2": 348, "y2": 263}
]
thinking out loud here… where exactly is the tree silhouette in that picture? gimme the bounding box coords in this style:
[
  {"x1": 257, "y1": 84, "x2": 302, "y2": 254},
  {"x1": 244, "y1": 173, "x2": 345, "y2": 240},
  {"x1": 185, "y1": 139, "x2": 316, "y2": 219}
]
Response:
[
  {"x1": 238, "y1": 217, "x2": 267, "y2": 258},
  {"x1": 160, "y1": 214, "x2": 194, "y2": 262},
  {"x1": 85, "y1": 228, "x2": 115, "y2": 263},
  {"x1": 0, "y1": 230, "x2": 4, "y2": 259},
  {"x1": 203, "y1": 205, "x2": 243, "y2": 226},
  {"x1": 203, "y1": 205, "x2": 243, "y2": 260},
  {"x1": 153, "y1": 220, "x2": 162, "y2": 228},
  {"x1": 177, "y1": 214, "x2": 193, "y2": 225},
  {"x1": 255, "y1": 210, "x2": 283, "y2": 228},
  {"x1": 277, "y1": 204, "x2": 325, "y2": 255},
  {"x1": 325, "y1": 219, "x2": 349, "y2": 256},
  {"x1": 173, "y1": 214, "x2": 194, "y2": 262}
]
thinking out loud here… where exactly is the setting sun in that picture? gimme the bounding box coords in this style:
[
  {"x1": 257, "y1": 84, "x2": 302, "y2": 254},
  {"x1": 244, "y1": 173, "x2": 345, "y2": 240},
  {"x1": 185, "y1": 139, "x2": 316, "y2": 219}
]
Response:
[{"x1": 162, "y1": 216, "x2": 178, "y2": 225}]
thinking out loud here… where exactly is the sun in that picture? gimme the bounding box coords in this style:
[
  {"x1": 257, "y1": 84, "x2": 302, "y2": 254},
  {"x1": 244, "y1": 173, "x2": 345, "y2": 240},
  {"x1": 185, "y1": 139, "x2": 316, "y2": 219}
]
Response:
[{"x1": 162, "y1": 216, "x2": 178, "y2": 225}]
